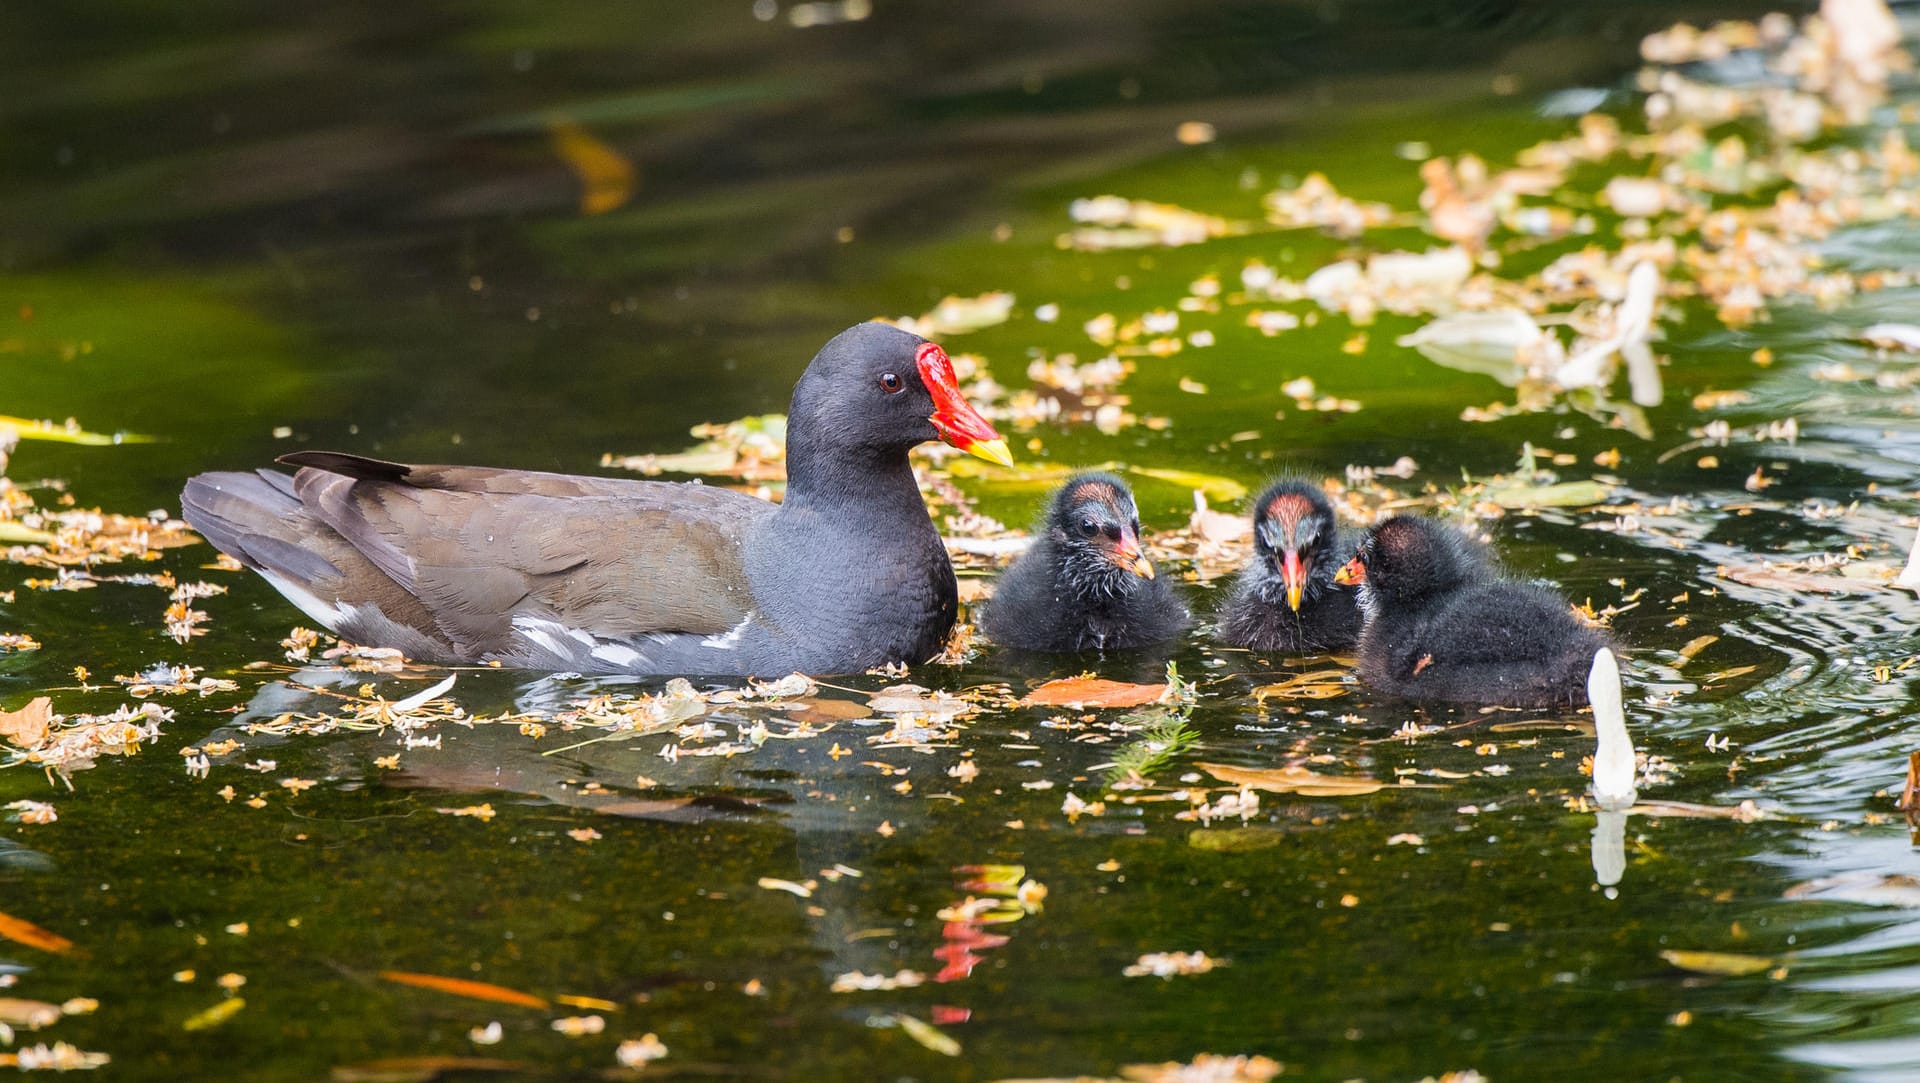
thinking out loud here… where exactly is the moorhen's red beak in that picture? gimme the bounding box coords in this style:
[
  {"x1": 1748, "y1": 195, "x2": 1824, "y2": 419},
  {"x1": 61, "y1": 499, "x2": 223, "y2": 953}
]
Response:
[
  {"x1": 1333, "y1": 556, "x2": 1364, "y2": 587},
  {"x1": 1280, "y1": 549, "x2": 1305, "y2": 611},
  {"x1": 917, "y1": 342, "x2": 1012, "y2": 467},
  {"x1": 1113, "y1": 533, "x2": 1155, "y2": 580}
]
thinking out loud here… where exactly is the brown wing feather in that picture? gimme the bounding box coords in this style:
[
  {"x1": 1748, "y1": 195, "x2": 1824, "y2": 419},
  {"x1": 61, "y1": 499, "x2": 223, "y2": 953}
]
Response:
[{"x1": 287, "y1": 459, "x2": 771, "y2": 656}]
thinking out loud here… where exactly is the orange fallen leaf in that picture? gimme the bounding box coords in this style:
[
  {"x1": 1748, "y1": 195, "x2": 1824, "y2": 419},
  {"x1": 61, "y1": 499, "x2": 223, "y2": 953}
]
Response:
[
  {"x1": 549, "y1": 120, "x2": 637, "y2": 216},
  {"x1": 378, "y1": 971, "x2": 549, "y2": 1009},
  {"x1": 0, "y1": 698, "x2": 52, "y2": 750},
  {"x1": 1019, "y1": 678, "x2": 1166, "y2": 709},
  {"x1": 554, "y1": 993, "x2": 618, "y2": 1012},
  {"x1": 0, "y1": 911, "x2": 74, "y2": 954},
  {"x1": 1197, "y1": 762, "x2": 1384, "y2": 797}
]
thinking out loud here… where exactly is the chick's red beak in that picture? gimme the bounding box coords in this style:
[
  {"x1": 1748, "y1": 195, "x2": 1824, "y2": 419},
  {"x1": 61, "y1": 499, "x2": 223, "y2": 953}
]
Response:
[
  {"x1": 1113, "y1": 533, "x2": 1155, "y2": 580},
  {"x1": 917, "y1": 342, "x2": 1012, "y2": 466},
  {"x1": 1333, "y1": 556, "x2": 1365, "y2": 587},
  {"x1": 1280, "y1": 549, "x2": 1305, "y2": 612}
]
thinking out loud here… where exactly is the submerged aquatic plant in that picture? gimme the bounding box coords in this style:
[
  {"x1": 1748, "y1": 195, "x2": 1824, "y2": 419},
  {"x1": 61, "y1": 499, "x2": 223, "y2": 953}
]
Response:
[{"x1": 1105, "y1": 663, "x2": 1199, "y2": 785}]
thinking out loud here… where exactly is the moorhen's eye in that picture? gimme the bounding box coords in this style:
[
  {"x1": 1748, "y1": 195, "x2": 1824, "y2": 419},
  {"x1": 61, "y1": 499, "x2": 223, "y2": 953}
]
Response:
[
  {"x1": 878, "y1": 372, "x2": 904, "y2": 394},
  {"x1": 1079, "y1": 518, "x2": 1100, "y2": 538}
]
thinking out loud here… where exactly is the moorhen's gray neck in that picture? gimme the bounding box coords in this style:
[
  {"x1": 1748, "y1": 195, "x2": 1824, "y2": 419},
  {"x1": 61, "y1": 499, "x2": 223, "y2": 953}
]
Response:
[{"x1": 781, "y1": 428, "x2": 924, "y2": 517}]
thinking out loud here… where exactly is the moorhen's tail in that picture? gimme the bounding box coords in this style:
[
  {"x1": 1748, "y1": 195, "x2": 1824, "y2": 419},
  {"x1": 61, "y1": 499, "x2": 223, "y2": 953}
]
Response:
[
  {"x1": 180, "y1": 470, "x2": 457, "y2": 660},
  {"x1": 181, "y1": 470, "x2": 336, "y2": 585}
]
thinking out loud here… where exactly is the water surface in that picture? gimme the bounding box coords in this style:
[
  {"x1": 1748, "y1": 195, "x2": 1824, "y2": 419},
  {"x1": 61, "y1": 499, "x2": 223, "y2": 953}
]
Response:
[{"x1": 5, "y1": 3, "x2": 1920, "y2": 1081}]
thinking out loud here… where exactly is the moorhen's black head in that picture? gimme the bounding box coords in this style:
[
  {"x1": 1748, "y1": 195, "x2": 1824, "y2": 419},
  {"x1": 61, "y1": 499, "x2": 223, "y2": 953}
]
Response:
[
  {"x1": 788, "y1": 322, "x2": 1012, "y2": 468},
  {"x1": 1335, "y1": 515, "x2": 1490, "y2": 614},
  {"x1": 1251, "y1": 478, "x2": 1339, "y2": 613},
  {"x1": 1044, "y1": 471, "x2": 1156, "y2": 595}
]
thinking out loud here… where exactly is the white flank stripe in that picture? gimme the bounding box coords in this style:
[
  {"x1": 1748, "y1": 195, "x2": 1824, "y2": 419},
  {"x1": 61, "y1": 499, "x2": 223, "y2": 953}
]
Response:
[{"x1": 259, "y1": 571, "x2": 345, "y2": 632}]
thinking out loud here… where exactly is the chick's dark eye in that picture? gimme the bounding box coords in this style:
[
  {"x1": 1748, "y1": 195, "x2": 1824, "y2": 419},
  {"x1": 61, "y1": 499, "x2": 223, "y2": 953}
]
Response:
[
  {"x1": 878, "y1": 372, "x2": 904, "y2": 394},
  {"x1": 1079, "y1": 518, "x2": 1100, "y2": 538}
]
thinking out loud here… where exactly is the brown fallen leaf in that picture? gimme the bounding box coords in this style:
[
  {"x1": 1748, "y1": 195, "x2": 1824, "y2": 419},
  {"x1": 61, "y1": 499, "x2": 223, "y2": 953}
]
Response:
[
  {"x1": 0, "y1": 698, "x2": 52, "y2": 750},
  {"x1": 1899, "y1": 750, "x2": 1920, "y2": 814},
  {"x1": 956, "y1": 577, "x2": 994, "y2": 605},
  {"x1": 1785, "y1": 872, "x2": 1920, "y2": 908},
  {"x1": 1720, "y1": 563, "x2": 1877, "y2": 594},
  {"x1": 0, "y1": 911, "x2": 74, "y2": 955},
  {"x1": 330, "y1": 1057, "x2": 532, "y2": 1083},
  {"x1": 378, "y1": 971, "x2": 549, "y2": 1010},
  {"x1": 1660, "y1": 949, "x2": 1776, "y2": 977},
  {"x1": 0, "y1": 999, "x2": 60, "y2": 1029},
  {"x1": 1197, "y1": 762, "x2": 1384, "y2": 797},
  {"x1": 590, "y1": 797, "x2": 699, "y2": 819},
  {"x1": 867, "y1": 686, "x2": 973, "y2": 716},
  {"x1": 1630, "y1": 799, "x2": 1766, "y2": 822},
  {"x1": 1189, "y1": 506, "x2": 1248, "y2": 545},
  {"x1": 1019, "y1": 677, "x2": 1167, "y2": 709},
  {"x1": 789, "y1": 697, "x2": 873, "y2": 725}
]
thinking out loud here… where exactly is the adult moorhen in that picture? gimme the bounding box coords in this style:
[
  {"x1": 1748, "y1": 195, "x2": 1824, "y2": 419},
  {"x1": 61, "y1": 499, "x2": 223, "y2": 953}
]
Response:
[
  {"x1": 1333, "y1": 514, "x2": 1608, "y2": 708},
  {"x1": 180, "y1": 322, "x2": 1013, "y2": 677},
  {"x1": 1215, "y1": 478, "x2": 1362, "y2": 654},
  {"x1": 979, "y1": 472, "x2": 1190, "y2": 652}
]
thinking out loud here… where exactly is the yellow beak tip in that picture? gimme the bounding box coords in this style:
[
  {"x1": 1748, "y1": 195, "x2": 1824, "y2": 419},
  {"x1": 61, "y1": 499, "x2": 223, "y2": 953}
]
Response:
[
  {"x1": 967, "y1": 438, "x2": 1014, "y2": 468},
  {"x1": 1135, "y1": 558, "x2": 1156, "y2": 580},
  {"x1": 1285, "y1": 587, "x2": 1304, "y2": 612}
]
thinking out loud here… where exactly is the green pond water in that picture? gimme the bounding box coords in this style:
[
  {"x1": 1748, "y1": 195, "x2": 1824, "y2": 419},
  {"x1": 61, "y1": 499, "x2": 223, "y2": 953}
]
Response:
[{"x1": 5, "y1": 2, "x2": 1920, "y2": 1080}]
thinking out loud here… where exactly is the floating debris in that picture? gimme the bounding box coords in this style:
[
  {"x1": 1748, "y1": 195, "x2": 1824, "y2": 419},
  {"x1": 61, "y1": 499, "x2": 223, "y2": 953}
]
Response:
[
  {"x1": 1122, "y1": 950, "x2": 1229, "y2": 979},
  {"x1": 1588, "y1": 649, "x2": 1638, "y2": 811}
]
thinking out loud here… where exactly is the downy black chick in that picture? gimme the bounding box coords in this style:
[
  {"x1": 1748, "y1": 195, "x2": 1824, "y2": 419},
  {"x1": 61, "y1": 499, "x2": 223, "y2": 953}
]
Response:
[
  {"x1": 1216, "y1": 478, "x2": 1362, "y2": 654},
  {"x1": 1335, "y1": 515, "x2": 1608, "y2": 708},
  {"x1": 981, "y1": 472, "x2": 1190, "y2": 652}
]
